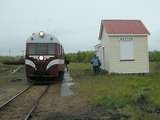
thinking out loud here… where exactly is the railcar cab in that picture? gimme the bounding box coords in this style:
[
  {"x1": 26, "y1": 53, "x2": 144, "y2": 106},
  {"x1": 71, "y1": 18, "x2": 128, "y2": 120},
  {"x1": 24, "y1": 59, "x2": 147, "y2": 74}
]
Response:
[
  {"x1": 26, "y1": 32, "x2": 64, "y2": 58},
  {"x1": 25, "y1": 31, "x2": 65, "y2": 83}
]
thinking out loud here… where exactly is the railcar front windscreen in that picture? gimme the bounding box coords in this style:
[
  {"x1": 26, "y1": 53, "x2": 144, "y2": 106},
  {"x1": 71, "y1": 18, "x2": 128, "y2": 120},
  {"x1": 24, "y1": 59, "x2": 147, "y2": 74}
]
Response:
[{"x1": 27, "y1": 43, "x2": 55, "y2": 55}]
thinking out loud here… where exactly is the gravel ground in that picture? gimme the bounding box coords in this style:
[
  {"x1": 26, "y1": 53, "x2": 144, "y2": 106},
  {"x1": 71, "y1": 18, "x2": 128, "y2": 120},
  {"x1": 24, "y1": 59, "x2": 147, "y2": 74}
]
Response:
[
  {"x1": 0, "y1": 65, "x2": 113, "y2": 120},
  {"x1": 0, "y1": 85, "x2": 27, "y2": 105},
  {"x1": 0, "y1": 86, "x2": 48, "y2": 120},
  {"x1": 0, "y1": 65, "x2": 28, "y2": 107},
  {"x1": 31, "y1": 82, "x2": 89, "y2": 120}
]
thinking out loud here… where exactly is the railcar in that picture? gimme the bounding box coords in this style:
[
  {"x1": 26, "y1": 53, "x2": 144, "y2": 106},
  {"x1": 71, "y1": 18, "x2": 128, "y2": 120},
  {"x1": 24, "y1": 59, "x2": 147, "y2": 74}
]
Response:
[{"x1": 25, "y1": 31, "x2": 65, "y2": 83}]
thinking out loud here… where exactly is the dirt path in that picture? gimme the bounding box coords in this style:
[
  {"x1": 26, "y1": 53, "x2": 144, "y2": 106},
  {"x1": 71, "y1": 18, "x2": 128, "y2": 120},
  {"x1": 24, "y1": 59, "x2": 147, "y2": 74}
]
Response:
[{"x1": 31, "y1": 81, "x2": 89, "y2": 120}]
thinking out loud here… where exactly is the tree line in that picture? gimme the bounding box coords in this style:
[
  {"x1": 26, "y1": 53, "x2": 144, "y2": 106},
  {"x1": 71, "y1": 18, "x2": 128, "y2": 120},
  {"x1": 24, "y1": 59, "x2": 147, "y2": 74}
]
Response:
[
  {"x1": 149, "y1": 51, "x2": 160, "y2": 61},
  {"x1": 65, "y1": 50, "x2": 160, "y2": 63},
  {"x1": 65, "y1": 51, "x2": 95, "y2": 63},
  {"x1": 0, "y1": 56, "x2": 24, "y2": 65},
  {"x1": 0, "y1": 50, "x2": 160, "y2": 64}
]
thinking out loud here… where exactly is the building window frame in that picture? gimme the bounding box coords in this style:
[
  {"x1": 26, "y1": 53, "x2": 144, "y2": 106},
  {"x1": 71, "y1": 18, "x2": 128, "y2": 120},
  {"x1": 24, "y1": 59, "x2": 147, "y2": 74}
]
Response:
[{"x1": 120, "y1": 38, "x2": 134, "y2": 61}]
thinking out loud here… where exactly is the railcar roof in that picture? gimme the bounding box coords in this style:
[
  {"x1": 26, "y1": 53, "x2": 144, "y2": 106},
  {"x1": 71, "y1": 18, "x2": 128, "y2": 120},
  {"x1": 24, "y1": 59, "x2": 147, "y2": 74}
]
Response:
[{"x1": 26, "y1": 33, "x2": 60, "y2": 44}]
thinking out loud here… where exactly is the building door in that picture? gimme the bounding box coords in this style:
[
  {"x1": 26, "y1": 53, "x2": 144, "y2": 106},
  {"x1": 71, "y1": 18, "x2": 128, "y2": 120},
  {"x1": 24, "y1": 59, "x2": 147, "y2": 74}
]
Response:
[{"x1": 102, "y1": 46, "x2": 105, "y2": 69}]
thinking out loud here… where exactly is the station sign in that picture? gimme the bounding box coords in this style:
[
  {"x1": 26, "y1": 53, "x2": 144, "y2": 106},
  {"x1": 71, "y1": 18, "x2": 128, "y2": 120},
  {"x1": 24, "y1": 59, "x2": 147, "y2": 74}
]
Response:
[{"x1": 120, "y1": 37, "x2": 133, "y2": 41}]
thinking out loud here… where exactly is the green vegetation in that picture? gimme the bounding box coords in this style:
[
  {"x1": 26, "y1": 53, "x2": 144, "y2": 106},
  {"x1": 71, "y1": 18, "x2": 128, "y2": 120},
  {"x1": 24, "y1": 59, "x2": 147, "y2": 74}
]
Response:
[
  {"x1": 0, "y1": 56, "x2": 24, "y2": 65},
  {"x1": 0, "y1": 50, "x2": 159, "y2": 63},
  {"x1": 0, "y1": 64, "x2": 24, "y2": 84},
  {"x1": 0, "y1": 56, "x2": 15, "y2": 63},
  {"x1": 149, "y1": 51, "x2": 160, "y2": 61},
  {"x1": 70, "y1": 62, "x2": 160, "y2": 120},
  {"x1": 66, "y1": 50, "x2": 160, "y2": 63},
  {"x1": 66, "y1": 51, "x2": 94, "y2": 63}
]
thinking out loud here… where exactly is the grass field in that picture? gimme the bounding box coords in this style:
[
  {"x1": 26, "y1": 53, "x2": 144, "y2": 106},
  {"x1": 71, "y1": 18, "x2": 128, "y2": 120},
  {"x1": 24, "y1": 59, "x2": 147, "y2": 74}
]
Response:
[{"x1": 69, "y1": 62, "x2": 160, "y2": 120}]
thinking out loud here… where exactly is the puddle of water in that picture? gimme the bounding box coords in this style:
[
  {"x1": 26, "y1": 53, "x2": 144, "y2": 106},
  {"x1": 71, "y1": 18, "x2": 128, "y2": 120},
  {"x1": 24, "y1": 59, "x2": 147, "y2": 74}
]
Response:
[
  {"x1": 66, "y1": 82, "x2": 74, "y2": 86},
  {"x1": 60, "y1": 70, "x2": 74, "y2": 96}
]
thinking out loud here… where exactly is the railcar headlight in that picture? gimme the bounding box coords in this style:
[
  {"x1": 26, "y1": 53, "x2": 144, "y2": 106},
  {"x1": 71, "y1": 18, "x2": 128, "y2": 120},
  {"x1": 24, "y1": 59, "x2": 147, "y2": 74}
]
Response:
[
  {"x1": 39, "y1": 56, "x2": 44, "y2": 60},
  {"x1": 39, "y1": 31, "x2": 45, "y2": 37}
]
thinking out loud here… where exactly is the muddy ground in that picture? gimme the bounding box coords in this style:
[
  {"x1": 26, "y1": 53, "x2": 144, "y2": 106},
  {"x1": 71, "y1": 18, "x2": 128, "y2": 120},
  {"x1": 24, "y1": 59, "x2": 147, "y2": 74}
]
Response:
[
  {"x1": 0, "y1": 64, "x2": 28, "y2": 105},
  {"x1": 2, "y1": 64, "x2": 158, "y2": 120},
  {"x1": 0, "y1": 64, "x2": 118, "y2": 120}
]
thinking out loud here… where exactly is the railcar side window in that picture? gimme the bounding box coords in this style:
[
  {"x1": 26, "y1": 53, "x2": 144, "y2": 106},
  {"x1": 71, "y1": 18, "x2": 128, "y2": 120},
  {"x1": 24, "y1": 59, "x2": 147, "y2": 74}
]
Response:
[
  {"x1": 28, "y1": 43, "x2": 55, "y2": 55},
  {"x1": 60, "y1": 46, "x2": 62, "y2": 56},
  {"x1": 57, "y1": 45, "x2": 60, "y2": 56}
]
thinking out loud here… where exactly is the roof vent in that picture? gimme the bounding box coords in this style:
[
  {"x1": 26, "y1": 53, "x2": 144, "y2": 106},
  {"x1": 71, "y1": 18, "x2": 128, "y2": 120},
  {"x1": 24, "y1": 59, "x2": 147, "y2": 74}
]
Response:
[
  {"x1": 31, "y1": 37, "x2": 34, "y2": 40},
  {"x1": 32, "y1": 33, "x2": 35, "y2": 35},
  {"x1": 50, "y1": 37, "x2": 53, "y2": 40}
]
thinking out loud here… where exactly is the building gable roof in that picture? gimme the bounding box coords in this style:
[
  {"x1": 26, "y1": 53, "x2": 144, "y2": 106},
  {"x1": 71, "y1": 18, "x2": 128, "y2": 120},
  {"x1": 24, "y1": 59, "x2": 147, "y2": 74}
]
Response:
[{"x1": 99, "y1": 20, "x2": 150, "y2": 39}]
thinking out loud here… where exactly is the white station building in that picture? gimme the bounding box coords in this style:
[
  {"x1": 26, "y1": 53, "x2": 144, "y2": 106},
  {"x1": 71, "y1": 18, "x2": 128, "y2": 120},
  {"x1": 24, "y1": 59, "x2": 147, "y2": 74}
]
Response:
[{"x1": 95, "y1": 20, "x2": 150, "y2": 74}]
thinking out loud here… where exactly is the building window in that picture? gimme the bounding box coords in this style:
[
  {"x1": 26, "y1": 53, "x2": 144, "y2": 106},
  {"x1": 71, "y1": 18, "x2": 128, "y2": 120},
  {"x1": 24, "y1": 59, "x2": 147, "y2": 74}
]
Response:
[{"x1": 120, "y1": 40, "x2": 134, "y2": 61}]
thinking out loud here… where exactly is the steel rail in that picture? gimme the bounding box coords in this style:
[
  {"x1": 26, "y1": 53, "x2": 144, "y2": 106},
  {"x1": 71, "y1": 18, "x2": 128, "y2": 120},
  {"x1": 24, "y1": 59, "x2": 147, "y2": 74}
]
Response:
[
  {"x1": 0, "y1": 85, "x2": 32, "y2": 109},
  {"x1": 24, "y1": 85, "x2": 50, "y2": 120}
]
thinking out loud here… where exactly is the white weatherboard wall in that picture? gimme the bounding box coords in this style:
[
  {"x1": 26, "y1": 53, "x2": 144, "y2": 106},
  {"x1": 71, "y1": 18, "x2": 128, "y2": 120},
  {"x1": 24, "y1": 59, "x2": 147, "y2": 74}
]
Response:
[
  {"x1": 100, "y1": 29, "x2": 110, "y2": 71},
  {"x1": 109, "y1": 36, "x2": 149, "y2": 73},
  {"x1": 98, "y1": 28, "x2": 149, "y2": 74}
]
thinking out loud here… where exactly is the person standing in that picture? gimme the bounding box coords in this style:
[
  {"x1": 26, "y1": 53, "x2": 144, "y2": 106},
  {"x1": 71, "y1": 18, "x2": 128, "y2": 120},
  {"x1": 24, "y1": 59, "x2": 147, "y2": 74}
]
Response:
[
  {"x1": 90, "y1": 55, "x2": 101, "y2": 75},
  {"x1": 96, "y1": 56, "x2": 101, "y2": 72},
  {"x1": 65, "y1": 56, "x2": 69, "y2": 71}
]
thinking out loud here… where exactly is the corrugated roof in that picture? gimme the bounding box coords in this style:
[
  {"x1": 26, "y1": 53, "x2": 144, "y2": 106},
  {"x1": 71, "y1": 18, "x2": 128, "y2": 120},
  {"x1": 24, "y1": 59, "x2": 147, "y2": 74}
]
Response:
[{"x1": 99, "y1": 20, "x2": 150, "y2": 39}]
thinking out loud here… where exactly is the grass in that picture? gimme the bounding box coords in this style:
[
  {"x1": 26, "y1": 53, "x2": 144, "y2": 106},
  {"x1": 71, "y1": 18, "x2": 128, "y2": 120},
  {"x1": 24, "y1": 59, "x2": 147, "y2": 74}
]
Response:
[
  {"x1": 0, "y1": 64, "x2": 25, "y2": 85},
  {"x1": 69, "y1": 62, "x2": 160, "y2": 120},
  {"x1": 0, "y1": 56, "x2": 15, "y2": 63}
]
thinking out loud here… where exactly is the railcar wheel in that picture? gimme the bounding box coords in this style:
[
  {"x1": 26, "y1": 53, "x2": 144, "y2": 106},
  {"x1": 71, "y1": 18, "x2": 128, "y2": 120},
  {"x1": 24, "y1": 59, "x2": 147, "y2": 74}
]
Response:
[{"x1": 27, "y1": 78, "x2": 34, "y2": 84}]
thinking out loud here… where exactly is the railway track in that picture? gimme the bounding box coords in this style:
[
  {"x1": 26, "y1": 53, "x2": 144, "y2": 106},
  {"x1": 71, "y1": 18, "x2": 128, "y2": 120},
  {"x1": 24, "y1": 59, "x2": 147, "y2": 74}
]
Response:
[
  {"x1": 30, "y1": 84, "x2": 61, "y2": 120},
  {"x1": 0, "y1": 85, "x2": 49, "y2": 120}
]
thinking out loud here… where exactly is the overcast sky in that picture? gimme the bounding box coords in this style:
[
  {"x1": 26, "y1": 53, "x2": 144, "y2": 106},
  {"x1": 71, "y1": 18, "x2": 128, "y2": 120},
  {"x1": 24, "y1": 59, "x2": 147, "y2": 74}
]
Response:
[{"x1": 0, "y1": 0, "x2": 159, "y2": 55}]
